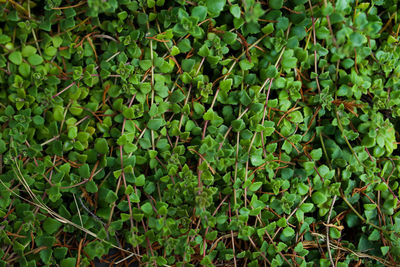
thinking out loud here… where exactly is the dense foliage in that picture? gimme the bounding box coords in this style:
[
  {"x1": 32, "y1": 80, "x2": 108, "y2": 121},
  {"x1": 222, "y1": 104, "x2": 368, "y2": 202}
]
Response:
[{"x1": 1, "y1": 0, "x2": 400, "y2": 266}]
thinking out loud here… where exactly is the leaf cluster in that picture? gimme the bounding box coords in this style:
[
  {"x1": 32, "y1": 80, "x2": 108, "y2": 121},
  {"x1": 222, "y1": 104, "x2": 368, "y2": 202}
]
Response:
[{"x1": 1, "y1": 0, "x2": 400, "y2": 266}]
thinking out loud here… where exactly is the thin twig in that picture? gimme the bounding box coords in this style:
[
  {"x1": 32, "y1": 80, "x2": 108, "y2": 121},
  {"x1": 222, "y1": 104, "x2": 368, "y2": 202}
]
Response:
[{"x1": 326, "y1": 195, "x2": 337, "y2": 267}]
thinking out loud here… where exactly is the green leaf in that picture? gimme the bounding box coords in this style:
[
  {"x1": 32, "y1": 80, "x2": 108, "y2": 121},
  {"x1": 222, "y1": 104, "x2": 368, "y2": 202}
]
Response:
[
  {"x1": 45, "y1": 46, "x2": 57, "y2": 56},
  {"x1": 22, "y1": 45, "x2": 37, "y2": 57},
  {"x1": 178, "y1": 39, "x2": 192, "y2": 53},
  {"x1": 198, "y1": 44, "x2": 210, "y2": 57},
  {"x1": 300, "y1": 203, "x2": 314, "y2": 213},
  {"x1": 350, "y1": 32, "x2": 365, "y2": 47},
  {"x1": 47, "y1": 185, "x2": 62, "y2": 202},
  {"x1": 239, "y1": 59, "x2": 253, "y2": 71},
  {"x1": 171, "y1": 45, "x2": 180, "y2": 56},
  {"x1": 269, "y1": 0, "x2": 283, "y2": 9},
  {"x1": 206, "y1": 0, "x2": 226, "y2": 16},
  {"x1": 230, "y1": 5, "x2": 241, "y2": 18},
  {"x1": 262, "y1": 23, "x2": 274, "y2": 34},
  {"x1": 381, "y1": 246, "x2": 390, "y2": 256},
  {"x1": 170, "y1": 90, "x2": 186, "y2": 103},
  {"x1": 123, "y1": 107, "x2": 135, "y2": 119},
  {"x1": 79, "y1": 163, "x2": 90, "y2": 178},
  {"x1": 84, "y1": 241, "x2": 105, "y2": 259},
  {"x1": 94, "y1": 138, "x2": 109, "y2": 154},
  {"x1": 9, "y1": 51, "x2": 22, "y2": 65},
  {"x1": 40, "y1": 248, "x2": 53, "y2": 264},
  {"x1": 54, "y1": 247, "x2": 68, "y2": 260},
  {"x1": 18, "y1": 62, "x2": 30, "y2": 77},
  {"x1": 43, "y1": 217, "x2": 62, "y2": 234},
  {"x1": 85, "y1": 180, "x2": 98, "y2": 193},
  {"x1": 105, "y1": 190, "x2": 118, "y2": 203},
  {"x1": 148, "y1": 118, "x2": 164, "y2": 130},
  {"x1": 68, "y1": 126, "x2": 77, "y2": 139},
  {"x1": 137, "y1": 13, "x2": 149, "y2": 24},
  {"x1": 206, "y1": 230, "x2": 218, "y2": 240},
  {"x1": 223, "y1": 31, "x2": 237, "y2": 45},
  {"x1": 0, "y1": 140, "x2": 6, "y2": 153},
  {"x1": 0, "y1": 34, "x2": 11, "y2": 44},
  {"x1": 136, "y1": 174, "x2": 146, "y2": 186},
  {"x1": 239, "y1": 91, "x2": 252, "y2": 106},
  {"x1": 156, "y1": 256, "x2": 167, "y2": 266},
  {"x1": 192, "y1": 6, "x2": 208, "y2": 21},
  {"x1": 182, "y1": 58, "x2": 195, "y2": 72},
  {"x1": 232, "y1": 119, "x2": 245, "y2": 132},
  {"x1": 203, "y1": 109, "x2": 215, "y2": 121},
  {"x1": 141, "y1": 202, "x2": 153, "y2": 215},
  {"x1": 28, "y1": 54, "x2": 44, "y2": 65},
  {"x1": 282, "y1": 227, "x2": 295, "y2": 237},
  {"x1": 330, "y1": 227, "x2": 341, "y2": 239},
  {"x1": 298, "y1": 183, "x2": 309, "y2": 195},
  {"x1": 52, "y1": 36, "x2": 63, "y2": 47},
  {"x1": 265, "y1": 65, "x2": 277, "y2": 78},
  {"x1": 113, "y1": 169, "x2": 122, "y2": 179},
  {"x1": 139, "y1": 59, "x2": 152, "y2": 70},
  {"x1": 249, "y1": 182, "x2": 262, "y2": 192},
  {"x1": 312, "y1": 191, "x2": 327, "y2": 205},
  {"x1": 282, "y1": 50, "x2": 298, "y2": 69},
  {"x1": 61, "y1": 258, "x2": 77, "y2": 267},
  {"x1": 310, "y1": 148, "x2": 322, "y2": 160},
  {"x1": 250, "y1": 154, "x2": 264, "y2": 167},
  {"x1": 288, "y1": 111, "x2": 303, "y2": 123},
  {"x1": 220, "y1": 79, "x2": 233, "y2": 92},
  {"x1": 33, "y1": 115, "x2": 46, "y2": 128},
  {"x1": 264, "y1": 122, "x2": 275, "y2": 136}
]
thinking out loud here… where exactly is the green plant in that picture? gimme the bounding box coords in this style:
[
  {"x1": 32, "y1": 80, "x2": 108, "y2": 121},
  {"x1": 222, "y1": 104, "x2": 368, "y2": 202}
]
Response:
[{"x1": 1, "y1": 0, "x2": 400, "y2": 266}]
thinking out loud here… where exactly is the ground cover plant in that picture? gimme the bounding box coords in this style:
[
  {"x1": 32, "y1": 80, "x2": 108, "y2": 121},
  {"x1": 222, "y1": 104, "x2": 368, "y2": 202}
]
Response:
[{"x1": 1, "y1": 0, "x2": 400, "y2": 266}]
